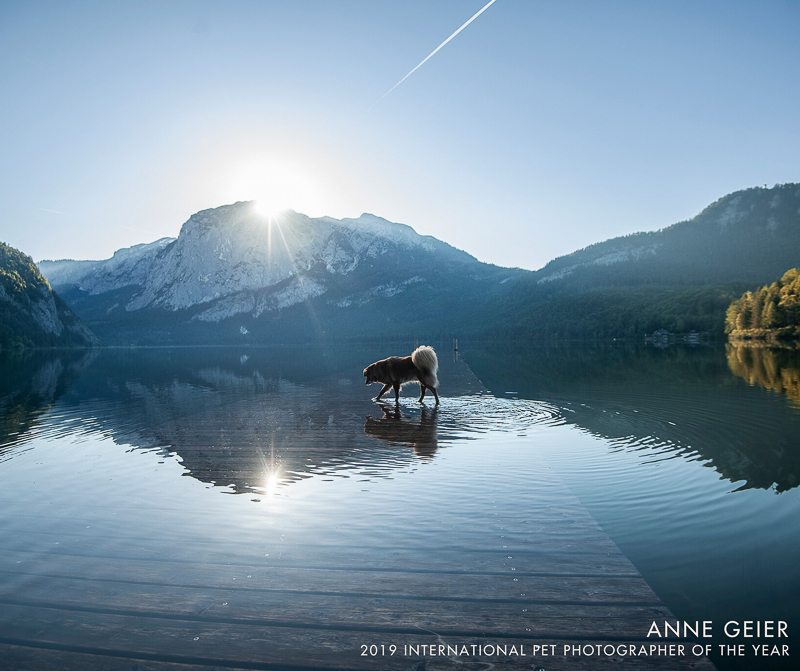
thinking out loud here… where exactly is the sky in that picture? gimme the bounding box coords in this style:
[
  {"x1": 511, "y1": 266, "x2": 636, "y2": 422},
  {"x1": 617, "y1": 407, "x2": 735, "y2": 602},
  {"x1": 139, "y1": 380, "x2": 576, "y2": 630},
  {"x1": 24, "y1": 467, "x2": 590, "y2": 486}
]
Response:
[{"x1": 1, "y1": 0, "x2": 798, "y2": 271}]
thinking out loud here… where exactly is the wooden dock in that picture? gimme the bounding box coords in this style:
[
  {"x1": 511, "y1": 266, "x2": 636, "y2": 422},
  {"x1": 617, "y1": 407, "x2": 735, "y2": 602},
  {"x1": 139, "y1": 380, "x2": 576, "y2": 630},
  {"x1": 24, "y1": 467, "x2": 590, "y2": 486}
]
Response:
[{"x1": 0, "y1": 484, "x2": 716, "y2": 670}]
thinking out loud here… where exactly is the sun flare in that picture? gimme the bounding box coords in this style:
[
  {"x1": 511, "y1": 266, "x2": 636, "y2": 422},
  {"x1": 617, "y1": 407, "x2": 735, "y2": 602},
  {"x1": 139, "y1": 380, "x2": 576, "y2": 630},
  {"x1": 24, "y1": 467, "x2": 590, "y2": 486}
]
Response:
[
  {"x1": 252, "y1": 200, "x2": 288, "y2": 219},
  {"x1": 264, "y1": 469, "x2": 281, "y2": 498},
  {"x1": 226, "y1": 154, "x2": 322, "y2": 220}
]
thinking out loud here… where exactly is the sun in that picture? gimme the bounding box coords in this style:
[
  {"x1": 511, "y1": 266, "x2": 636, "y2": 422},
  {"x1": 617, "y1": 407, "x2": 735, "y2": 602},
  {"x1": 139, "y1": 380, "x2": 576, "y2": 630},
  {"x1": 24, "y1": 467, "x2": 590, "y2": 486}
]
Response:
[
  {"x1": 227, "y1": 155, "x2": 311, "y2": 220},
  {"x1": 220, "y1": 147, "x2": 343, "y2": 221},
  {"x1": 252, "y1": 200, "x2": 288, "y2": 219}
]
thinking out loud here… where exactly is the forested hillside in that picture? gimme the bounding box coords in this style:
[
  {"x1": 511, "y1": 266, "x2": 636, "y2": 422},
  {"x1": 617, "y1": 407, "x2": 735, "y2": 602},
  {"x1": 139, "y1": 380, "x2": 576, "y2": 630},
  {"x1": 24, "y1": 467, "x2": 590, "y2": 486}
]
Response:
[
  {"x1": 0, "y1": 242, "x2": 97, "y2": 349},
  {"x1": 487, "y1": 184, "x2": 800, "y2": 341}
]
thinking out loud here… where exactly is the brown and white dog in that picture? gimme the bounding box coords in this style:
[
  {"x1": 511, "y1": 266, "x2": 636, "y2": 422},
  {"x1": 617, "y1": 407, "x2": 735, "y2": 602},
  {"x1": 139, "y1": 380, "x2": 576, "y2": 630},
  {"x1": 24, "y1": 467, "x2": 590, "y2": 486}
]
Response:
[{"x1": 363, "y1": 346, "x2": 440, "y2": 405}]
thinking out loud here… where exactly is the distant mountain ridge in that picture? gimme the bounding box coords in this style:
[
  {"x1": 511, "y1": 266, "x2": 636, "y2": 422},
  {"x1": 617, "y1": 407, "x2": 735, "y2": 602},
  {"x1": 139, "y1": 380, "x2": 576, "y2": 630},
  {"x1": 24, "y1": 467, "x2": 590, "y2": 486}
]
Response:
[
  {"x1": 38, "y1": 184, "x2": 800, "y2": 344},
  {"x1": 0, "y1": 242, "x2": 97, "y2": 349},
  {"x1": 533, "y1": 183, "x2": 800, "y2": 288},
  {"x1": 41, "y1": 237, "x2": 174, "y2": 296}
]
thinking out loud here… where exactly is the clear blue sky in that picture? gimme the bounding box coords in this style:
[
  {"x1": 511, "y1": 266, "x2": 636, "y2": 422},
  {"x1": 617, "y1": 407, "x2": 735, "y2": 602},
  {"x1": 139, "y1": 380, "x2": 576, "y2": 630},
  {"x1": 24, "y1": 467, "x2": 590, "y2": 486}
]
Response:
[{"x1": 1, "y1": 0, "x2": 798, "y2": 270}]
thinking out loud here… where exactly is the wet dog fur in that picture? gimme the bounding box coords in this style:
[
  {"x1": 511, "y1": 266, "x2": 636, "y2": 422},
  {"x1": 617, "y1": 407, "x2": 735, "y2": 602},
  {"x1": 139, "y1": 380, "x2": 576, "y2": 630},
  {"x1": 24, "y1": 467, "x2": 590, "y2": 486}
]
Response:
[{"x1": 363, "y1": 345, "x2": 439, "y2": 405}]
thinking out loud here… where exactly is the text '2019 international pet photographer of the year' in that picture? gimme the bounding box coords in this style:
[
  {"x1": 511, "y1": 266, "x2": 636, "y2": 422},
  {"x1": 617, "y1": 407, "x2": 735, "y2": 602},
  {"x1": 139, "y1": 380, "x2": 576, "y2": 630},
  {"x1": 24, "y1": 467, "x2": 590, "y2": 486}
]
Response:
[{"x1": 360, "y1": 620, "x2": 790, "y2": 661}]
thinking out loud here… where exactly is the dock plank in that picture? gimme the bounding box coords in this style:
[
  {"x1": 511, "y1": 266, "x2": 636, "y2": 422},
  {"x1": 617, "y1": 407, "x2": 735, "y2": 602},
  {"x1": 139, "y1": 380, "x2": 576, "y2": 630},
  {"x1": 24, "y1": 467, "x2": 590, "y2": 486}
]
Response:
[
  {"x1": 0, "y1": 543, "x2": 641, "y2": 577},
  {"x1": 0, "y1": 565, "x2": 662, "y2": 606},
  {"x1": 0, "y1": 573, "x2": 672, "y2": 638},
  {"x1": 0, "y1": 604, "x2": 715, "y2": 670}
]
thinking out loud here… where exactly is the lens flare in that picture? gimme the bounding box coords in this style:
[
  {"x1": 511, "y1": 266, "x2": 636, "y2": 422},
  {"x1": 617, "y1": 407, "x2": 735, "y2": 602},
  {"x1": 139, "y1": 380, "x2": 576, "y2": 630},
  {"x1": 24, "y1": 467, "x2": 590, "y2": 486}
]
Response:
[{"x1": 252, "y1": 200, "x2": 287, "y2": 219}]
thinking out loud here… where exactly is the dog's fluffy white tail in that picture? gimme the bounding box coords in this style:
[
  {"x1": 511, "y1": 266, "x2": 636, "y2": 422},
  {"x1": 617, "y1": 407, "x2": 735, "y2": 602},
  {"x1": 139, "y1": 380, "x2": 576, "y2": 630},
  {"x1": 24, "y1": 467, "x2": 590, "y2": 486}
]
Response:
[{"x1": 412, "y1": 345, "x2": 439, "y2": 388}]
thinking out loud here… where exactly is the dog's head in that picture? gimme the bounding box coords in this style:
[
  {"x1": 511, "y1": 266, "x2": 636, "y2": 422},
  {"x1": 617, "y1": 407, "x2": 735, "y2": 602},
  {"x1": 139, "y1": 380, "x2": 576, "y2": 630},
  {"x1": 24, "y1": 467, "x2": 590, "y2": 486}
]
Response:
[{"x1": 363, "y1": 363, "x2": 376, "y2": 385}]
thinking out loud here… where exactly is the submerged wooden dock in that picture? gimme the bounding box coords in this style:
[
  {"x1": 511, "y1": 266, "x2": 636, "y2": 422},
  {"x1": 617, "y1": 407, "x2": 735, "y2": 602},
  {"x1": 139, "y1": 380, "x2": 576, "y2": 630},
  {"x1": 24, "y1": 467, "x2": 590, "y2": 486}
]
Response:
[{"x1": 0, "y1": 481, "x2": 715, "y2": 670}]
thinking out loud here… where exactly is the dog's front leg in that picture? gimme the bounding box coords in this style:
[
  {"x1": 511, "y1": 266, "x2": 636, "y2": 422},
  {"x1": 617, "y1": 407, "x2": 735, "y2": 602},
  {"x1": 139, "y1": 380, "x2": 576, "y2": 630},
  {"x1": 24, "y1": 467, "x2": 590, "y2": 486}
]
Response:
[
  {"x1": 393, "y1": 383, "x2": 401, "y2": 403},
  {"x1": 375, "y1": 383, "x2": 392, "y2": 402}
]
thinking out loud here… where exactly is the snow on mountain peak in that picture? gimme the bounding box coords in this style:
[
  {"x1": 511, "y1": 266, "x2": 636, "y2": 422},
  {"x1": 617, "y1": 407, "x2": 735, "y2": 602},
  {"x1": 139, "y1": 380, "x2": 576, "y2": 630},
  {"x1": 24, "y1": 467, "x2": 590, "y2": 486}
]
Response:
[{"x1": 38, "y1": 202, "x2": 449, "y2": 319}]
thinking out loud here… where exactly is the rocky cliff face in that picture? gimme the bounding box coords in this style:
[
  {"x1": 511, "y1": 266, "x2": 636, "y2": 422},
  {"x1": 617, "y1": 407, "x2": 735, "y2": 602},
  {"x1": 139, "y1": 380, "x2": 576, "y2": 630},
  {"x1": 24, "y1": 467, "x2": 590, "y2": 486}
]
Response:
[
  {"x1": 41, "y1": 203, "x2": 488, "y2": 320},
  {"x1": 41, "y1": 238, "x2": 175, "y2": 297},
  {"x1": 39, "y1": 203, "x2": 518, "y2": 343}
]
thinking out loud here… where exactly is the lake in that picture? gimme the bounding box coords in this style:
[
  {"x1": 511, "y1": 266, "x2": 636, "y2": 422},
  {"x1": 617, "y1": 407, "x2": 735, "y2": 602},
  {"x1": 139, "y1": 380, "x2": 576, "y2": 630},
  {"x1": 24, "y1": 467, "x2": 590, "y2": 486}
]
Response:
[{"x1": 0, "y1": 343, "x2": 797, "y2": 670}]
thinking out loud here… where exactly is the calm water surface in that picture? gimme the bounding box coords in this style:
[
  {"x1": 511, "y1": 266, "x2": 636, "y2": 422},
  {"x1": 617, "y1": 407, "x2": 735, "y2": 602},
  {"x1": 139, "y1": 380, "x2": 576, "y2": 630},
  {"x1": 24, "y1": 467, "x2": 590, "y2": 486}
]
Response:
[{"x1": 0, "y1": 344, "x2": 798, "y2": 670}]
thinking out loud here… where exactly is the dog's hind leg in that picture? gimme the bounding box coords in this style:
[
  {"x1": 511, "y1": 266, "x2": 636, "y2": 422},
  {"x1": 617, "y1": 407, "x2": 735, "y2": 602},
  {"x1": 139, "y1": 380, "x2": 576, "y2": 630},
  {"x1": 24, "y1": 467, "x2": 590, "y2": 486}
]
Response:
[
  {"x1": 375, "y1": 383, "x2": 392, "y2": 402},
  {"x1": 418, "y1": 384, "x2": 427, "y2": 403},
  {"x1": 431, "y1": 387, "x2": 440, "y2": 406}
]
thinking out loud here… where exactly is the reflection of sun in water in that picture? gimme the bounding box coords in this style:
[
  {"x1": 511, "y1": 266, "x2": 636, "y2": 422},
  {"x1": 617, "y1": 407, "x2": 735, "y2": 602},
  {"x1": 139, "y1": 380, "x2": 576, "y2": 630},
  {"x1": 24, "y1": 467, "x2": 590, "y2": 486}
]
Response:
[
  {"x1": 264, "y1": 469, "x2": 281, "y2": 498},
  {"x1": 257, "y1": 436, "x2": 283, "y2": 503}
]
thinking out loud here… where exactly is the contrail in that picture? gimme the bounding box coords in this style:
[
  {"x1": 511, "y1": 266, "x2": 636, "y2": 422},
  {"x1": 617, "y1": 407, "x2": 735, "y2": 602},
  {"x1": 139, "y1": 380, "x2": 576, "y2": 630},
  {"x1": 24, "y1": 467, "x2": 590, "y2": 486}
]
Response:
[{"x1": 368, "y1": 0, "x2": 498, "y2": 111}]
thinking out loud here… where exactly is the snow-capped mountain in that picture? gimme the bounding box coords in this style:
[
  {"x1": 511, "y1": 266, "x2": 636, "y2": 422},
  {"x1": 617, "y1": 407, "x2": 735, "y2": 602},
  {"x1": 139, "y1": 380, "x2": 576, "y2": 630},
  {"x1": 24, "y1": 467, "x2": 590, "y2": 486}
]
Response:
[
  {"x1": 40, "y1": 202, "x2": 520, "y2": 344},
  {"x1": 40, "y1": 237, "x2": 175, "y2": 297}
]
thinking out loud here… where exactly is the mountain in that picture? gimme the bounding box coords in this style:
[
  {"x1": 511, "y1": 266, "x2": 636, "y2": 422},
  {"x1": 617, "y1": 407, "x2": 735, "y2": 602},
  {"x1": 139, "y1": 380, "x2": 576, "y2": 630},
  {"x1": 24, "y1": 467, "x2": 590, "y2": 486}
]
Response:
[
  {"x1": 491, "y1": 183, "x2": 800, "y2": 340},
  {"x1": 533, "y1": 183, "x2": 800, "y2": 289},
  {"x1": 40, "y1": 203, "x2": 523, "y2": 345},
  {"x1": 38, "y1": 184, "x2": 800, "y2": 344},
  {"x1": 0, "y1": 242, "x2": 98, "y2": 349}
]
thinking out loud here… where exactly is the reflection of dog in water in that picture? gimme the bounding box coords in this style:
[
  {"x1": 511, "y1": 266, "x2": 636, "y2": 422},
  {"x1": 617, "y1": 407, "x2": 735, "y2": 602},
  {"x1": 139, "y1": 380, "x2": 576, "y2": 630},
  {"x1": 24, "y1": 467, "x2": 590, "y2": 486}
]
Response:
[
  {"x1": 363, "y1": 346, "x2": 440, "y2": 405},
  {"x1": 364, "y1": 404, "x2": 438, "y2": 458}
]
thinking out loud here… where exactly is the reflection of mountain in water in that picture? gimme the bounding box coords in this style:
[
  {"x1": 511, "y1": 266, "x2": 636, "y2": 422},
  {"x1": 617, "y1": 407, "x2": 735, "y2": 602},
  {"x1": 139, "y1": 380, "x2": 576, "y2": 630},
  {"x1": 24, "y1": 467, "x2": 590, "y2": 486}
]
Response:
[
  {"x1": 726, "y1": 344, "x2": 800, "y2": 409},
  {"x1": 23, "y1": 347, "x2": 486, "y2": 495},
  {"x1": 465, "y1": 345, "x2": 800, "y2": 493},
  {"x1": 0, "y1": 350, "x2": 97, "y2": 455},
  {"x1": 11, "y1": 344, "x2": 795, "y2": 495}
]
